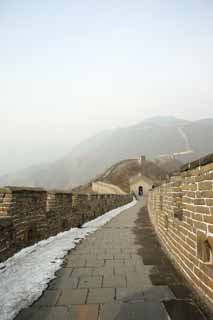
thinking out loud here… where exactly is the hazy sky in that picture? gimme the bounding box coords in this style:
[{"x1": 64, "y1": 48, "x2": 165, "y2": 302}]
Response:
[{"x1": 0, "y1": 0, "x2": 213, "y2": 175}]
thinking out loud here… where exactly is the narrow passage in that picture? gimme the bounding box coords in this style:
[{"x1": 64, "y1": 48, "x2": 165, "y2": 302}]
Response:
[{"x1": 16, "y1": 201, "x2": 211, "y2": 320}]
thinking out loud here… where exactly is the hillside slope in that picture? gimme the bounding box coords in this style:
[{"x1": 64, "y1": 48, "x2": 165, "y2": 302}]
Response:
[
  {"x1": 73, "y1": 157, "x2": 167, "y2": 194},
  {"x1": 0, "y1": 116, "x2": 212, "y2": 189}
]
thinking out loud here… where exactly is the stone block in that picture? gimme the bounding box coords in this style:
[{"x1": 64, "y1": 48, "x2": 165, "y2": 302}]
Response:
[
  {"x1": 198, "y1": 182, "x2": 212, "y2": 191},
  {"x1": 69, "y1": 305, "x2": 99, "y2": 320},
  {"x1": 78, "y1": 276, "x2": 102, "y2": 288},
  {"x1": 103, "y1": 275, "x2": 126, "y2": 288},
  {"x1": 57, "y1": 289, "x2": 88, "y2": 305},
  {"x1": 87, "y1": 288, "x2": 115, "y2": 303}
]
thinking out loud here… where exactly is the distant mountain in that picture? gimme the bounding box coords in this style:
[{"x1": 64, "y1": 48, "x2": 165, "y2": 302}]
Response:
[{"x1": 0, "y1": 116, "x2": 213, "y2": 189}]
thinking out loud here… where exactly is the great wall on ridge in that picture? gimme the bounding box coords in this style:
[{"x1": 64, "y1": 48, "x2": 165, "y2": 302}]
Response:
[{"x1": 0, "y1": 154, "x2": 213, "y2": 317}]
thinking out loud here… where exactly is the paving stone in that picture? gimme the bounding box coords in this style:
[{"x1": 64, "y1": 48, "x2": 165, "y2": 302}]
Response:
[
  {"x1": 68, "y1": 254, "x2": 97, "y2": 260},
  {"x1": 57, "y1": 289, "x2": 88, "y2": 305},
  {"x1": 116, "y1": 288, "x2": 144, "y2": 303},
  {"x1": 105, "y1": 260, "x2": 125, "y2": 267},
  {"x1": 96, "y1": 253, "x2": 114, "y2": 260},
  {"x1": 33, "y1": 290, "x2": 61, "y2": 306},
  {"x1": 105, "y1": 249, "x2": 122, "y2": 254},
  {"x1": 16, "y1": 307, "x2": 40, "y2": 320},
  {"x1": 87, "y1": 288, "x2": 115, "y2": 303},
  {"x1": 126, "y1": 273, "x2": 153, "y2": 288},
  {"x1": 114, "y1": 265, "x2": 136, "y2": 275},
  {"x1": 86, "y1": 259, "x2": 105, "y2": 267},
  {"x1": 71, "y1": 267, "x2": 94, "y2": 277},
  {"x1": 78, "y1": 276, "x2": 102, "y2": 288},
  {"x1": 54, "y1": 267, "x2": 73, "y2": 278},
  {"x1": 103, "y1": 275, "x2": 126, "y2": 288},
  {"x1": 124, "y1": 259, "x2": 144, "y2": 266},
  {"x1": 99, "y1": 303, "x2": 122, "y2": 320},
  {"x1": 143, "y1": 286, "x2": 175, "y2": 302},
  {"x1": 100, "y1": 302, "x2": 168, "y2": 320},
  {"x1": 113, "y1": 254, "x2": 131, "y2": 260},
  {"x1": 16, "y1": 307, "x2": 70, "y2": 320},
  {"x1": 92, "y1": 266, "x2": 114, "y2": 276},
  {"x1": 66, "y1": 258, "x2": 86, "y2": 267},
  {"x1": 69, "y1": 304, "x2": 99, "y2": 320},
  {"x1": 49, "y1": 275, "x2": 79, "y2": 289}
]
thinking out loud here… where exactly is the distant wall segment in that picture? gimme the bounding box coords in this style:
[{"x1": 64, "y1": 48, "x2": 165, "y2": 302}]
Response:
[
  {"x1": 0, "y1": 187, "x2": 132, "y2": 262},
  {"x1": 147, "y1": 153, "x2": 213, "y2": 310},
  {"x1": 92, "y1": 181, "x2": 127, "y2": 195}
]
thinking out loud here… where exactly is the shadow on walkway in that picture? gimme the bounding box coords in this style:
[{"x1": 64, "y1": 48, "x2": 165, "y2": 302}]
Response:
[{"x1": 132, "y1": 206, "x2": 212, "y2": 320}]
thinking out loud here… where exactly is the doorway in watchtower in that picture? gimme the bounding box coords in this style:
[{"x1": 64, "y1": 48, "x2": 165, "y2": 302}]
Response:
[{"x1": 138, "y1": 186, "x2": 143, "y2": 196}]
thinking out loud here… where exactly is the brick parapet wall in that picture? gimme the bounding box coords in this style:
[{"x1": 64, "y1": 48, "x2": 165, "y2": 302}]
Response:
[
  {"x1": 148, "y1": 155, "x2": 213, "y2": 309},
  {"x1": 0, "y1": 187, "x2": 132, "y2": 262}
]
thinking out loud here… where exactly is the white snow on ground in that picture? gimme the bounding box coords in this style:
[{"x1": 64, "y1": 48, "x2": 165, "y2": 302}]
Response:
[{"x1": 0, "y1": 199, "x2": 137, "y2": 320}]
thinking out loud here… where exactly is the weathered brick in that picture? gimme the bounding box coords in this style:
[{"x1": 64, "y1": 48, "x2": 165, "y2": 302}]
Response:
[
  {"x1": 192, "y1": 213, "x2": 203, "y2": 222},
  {"x1": 195, "y1": 206, "x2": 210, "y2": 215},
  {"x1": 205, "y1": 199, "x2": 213, "y2": 206},
  {"x1": 182, "y1": 203, "x2": 195, "y2": 212},
  {"x1": 194, "y1": 199, "x2": 205, "y2": 205},
  {"x1": 198, "y1": 181, "x2": 212, "y2": 191},
  {"x1": 204, "y1": 216, "x2": 213, "y2": 224},
  {"x1": 193, "y1": 221, "x2": 207, "y2": 232},
  {"x1": 196, "y1": 191, "x2": 213, "y2": 198}
]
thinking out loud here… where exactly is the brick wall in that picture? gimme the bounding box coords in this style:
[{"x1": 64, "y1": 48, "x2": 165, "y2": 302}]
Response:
[
  {"x1": 0, "y1": 187, "x2": 132, "y2": 262},
  {"x1": 148, "y1": 154, "x2": 213, "y2": 309}
]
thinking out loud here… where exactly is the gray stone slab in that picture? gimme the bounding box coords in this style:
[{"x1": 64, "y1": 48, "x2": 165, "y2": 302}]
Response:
[
  {"x1": 69, "y1": 254, "x2": 97, "y2": 260},
  {"x1": 105, "y1": 260, "x2": 125, "y2": 267},
  {"x1": 49, "y1": 275, "x2": 79, "y2": 289},
  {"x1": 66, "y1": 258, "x2": 86, "y2": 267},
  {"x1": 124, "y1": 259, "x2": 144, "y2": 266},
  {"x1": 116, "y1": 288, "x2": 144, "y2": 303},
  {"x1": 34, "y1": 290, "x2": 61, "y2": 306},
  {"x1": 100, "y1": 302, "x2": 168, "y2": 320},
  {"x1": 69, "y1": 304, "x2": 99, "y2": 320},
  {"x1": 71, "y1": 267, "x2": 93, "y2": 277},
  {"x1": 16, "y1": 307, "x2": 40, "y2": 320},
  {"x1": 113, "y1": 254, "x2": 132, "y2": 260},
  {"x1": 57, "y1": 289, "x2": 88, "y2": 305},
  {"x1": 114, "y1": 265, "x2": 136, "y2": 275},
  {"x1": 103, "y1": 275, "x2": 126, "y2": 288},
  {"x1": 54, "y1": 267, "x2": 73, "y2": 278},
  {"x1": 96, "y1": 253, "x2": 114, "y2": 260},
  {"x1": 87, "y1": 288, "x2": 115, "y2": 303},
  {"x1": 16, "y1": 307, "x2": 70, "y2": 320},
  {"x1": 126, "y1": 273, "x2": 153, "y2": 288},
  {"x1": 99, "y1": 303, "x2": 122, "y2": 320},
  {"x1": 78, "y1": 276, "x2": 102, "y2": 288},
  {"x1": 143, "y1": 286, "x2": 175, "y2": 302},
  {"x1": 105, "y1": 249, "x2": 123, "y2": 254},
  {"x1": 92, "y1": 266, "x2": 114, "y2": 276},
  {"x1": 86, "y1": 259, "x2": 105, "y2": 267}
]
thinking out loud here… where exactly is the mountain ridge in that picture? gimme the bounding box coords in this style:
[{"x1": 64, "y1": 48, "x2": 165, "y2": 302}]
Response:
[{"x1": 0, "y1": 116, "x2": 212, "y2": 189}]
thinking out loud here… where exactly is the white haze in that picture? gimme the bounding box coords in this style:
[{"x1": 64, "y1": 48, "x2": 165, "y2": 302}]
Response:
[{"x1": 0, "y1": 0, "x2": 213, "y2": 175}]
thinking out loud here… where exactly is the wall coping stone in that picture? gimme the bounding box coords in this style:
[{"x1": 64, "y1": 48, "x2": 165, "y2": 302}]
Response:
[
  {"x1": 48, "y1": 190, "x2": 72, "y2": 195},
  {"x1": 181, "y1": 153, "x2": 213, "y2": 172},
  {"x1": 4, "y1": 186, "x2": 46, "y2": 193}
]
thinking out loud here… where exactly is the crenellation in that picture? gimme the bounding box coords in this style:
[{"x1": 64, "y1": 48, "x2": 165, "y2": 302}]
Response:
[{"x1": 0, "y1": 187, "x2": 132, "y2": 262}]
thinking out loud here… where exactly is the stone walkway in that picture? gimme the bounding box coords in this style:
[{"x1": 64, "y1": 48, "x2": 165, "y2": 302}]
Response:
[{"x1": 16, "y1": 201, "x2": 211, "y2": 320}]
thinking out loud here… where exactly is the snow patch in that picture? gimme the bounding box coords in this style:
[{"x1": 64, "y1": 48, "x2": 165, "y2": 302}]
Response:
[{"x1": 0, "y1": 198, "x2": 137, "y2": 320}]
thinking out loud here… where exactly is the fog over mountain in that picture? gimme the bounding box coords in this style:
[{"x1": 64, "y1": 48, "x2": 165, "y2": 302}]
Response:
[
  {"x1": 1, "y1": 1, "x2": 213, "y2": 177},
  {"x1": 0, "y1": 116, "x2": 212, "y2": 189}
]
